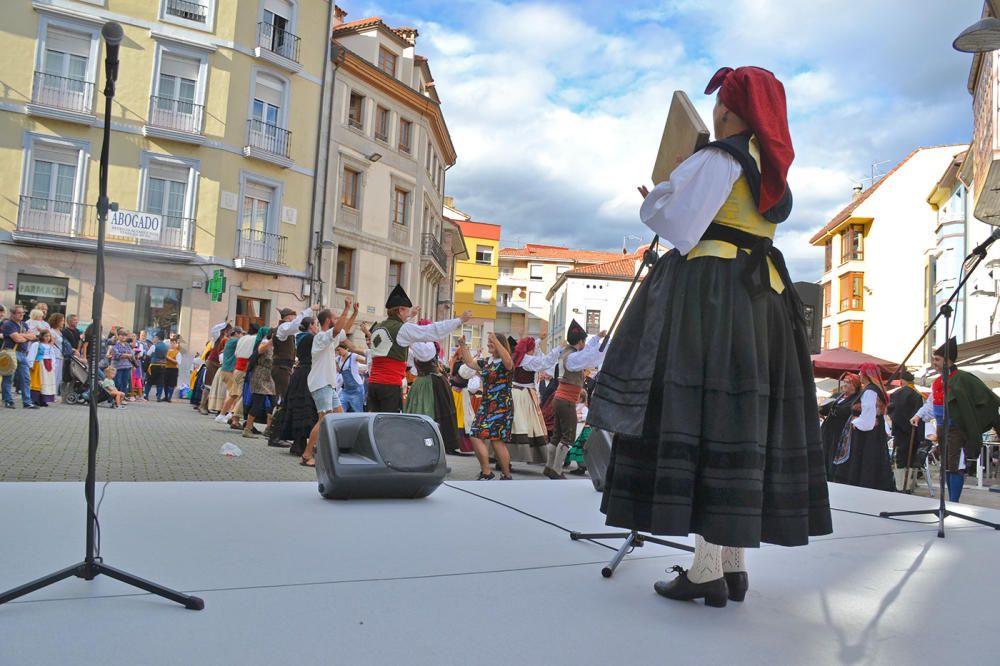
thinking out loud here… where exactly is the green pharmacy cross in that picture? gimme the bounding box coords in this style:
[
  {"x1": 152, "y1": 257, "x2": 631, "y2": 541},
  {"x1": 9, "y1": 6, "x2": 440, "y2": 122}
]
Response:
[{"x1": 207, "y1": 269, "x2": 226, "y2": 302}]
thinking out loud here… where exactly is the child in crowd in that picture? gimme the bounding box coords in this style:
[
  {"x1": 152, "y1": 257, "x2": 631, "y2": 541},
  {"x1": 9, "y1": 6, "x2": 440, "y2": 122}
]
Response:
[{"x1": 101, "y1": 366, "x2": 126, "y2": 408}]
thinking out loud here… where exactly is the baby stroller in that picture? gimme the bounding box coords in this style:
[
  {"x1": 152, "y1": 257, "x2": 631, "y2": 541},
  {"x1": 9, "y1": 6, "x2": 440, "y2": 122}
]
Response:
[{"x1": 64, "y1": 356, "x2": 111, "y2": 406}]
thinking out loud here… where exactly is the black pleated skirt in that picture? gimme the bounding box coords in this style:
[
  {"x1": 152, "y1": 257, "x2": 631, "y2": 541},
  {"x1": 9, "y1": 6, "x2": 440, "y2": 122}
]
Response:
[{"x1": 589, "y1": 249, "x2": 833, "y2": 548}]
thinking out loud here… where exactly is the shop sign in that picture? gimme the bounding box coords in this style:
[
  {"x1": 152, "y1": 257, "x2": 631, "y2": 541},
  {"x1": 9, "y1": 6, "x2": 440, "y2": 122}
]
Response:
[
  {"x1": 109, "y1": 209, "x2": 163, "y2": 241},
  {"x1": 18, "y1": 281, "x2": 67, "y2": 299}
]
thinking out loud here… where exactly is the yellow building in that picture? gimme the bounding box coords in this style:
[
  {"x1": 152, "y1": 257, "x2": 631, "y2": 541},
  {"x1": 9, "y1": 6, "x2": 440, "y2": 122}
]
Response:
[
  {"x1": 450, "y1": 218, "x2": 500, "y2": 353},
  {"x1": 0, "y1": 0, "x2": 332, "y2": 341}
]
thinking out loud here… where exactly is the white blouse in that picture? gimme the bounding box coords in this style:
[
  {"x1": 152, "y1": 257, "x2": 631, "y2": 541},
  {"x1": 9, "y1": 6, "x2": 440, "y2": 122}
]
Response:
[{"x1": 639, "y1": 148, "x2": 743, "y2": 255}]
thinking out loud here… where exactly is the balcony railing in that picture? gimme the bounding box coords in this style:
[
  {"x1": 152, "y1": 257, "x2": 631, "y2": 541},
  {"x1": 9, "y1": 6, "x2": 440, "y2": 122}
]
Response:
[
  {"x1": 236, "y1": 227, "x2": 287, "y2": 266},
  {"x1": 257, "y1": 22, "x2": 301, "y2": 63},
  {"x1": 31, "y1": 71, "x2": 93, "y2": 114},
  {"x1": 149, "y1": 96, "x2": 204, "y2": 134},
  {"x1": 422, "y1": 233, "x2": 447, "y2": 270},
  {"x1": 16, "y1": 196, "x2": 194, "y2": 252},
  {"x1": 165, "y1": 0, "x2": 208, "y2": 23},
  {"x1": 246, "y1": 119, "x2": 291, "y2": 158}
]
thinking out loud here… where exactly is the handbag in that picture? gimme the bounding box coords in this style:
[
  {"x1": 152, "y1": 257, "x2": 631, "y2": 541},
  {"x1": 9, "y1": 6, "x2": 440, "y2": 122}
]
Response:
[{"x1": 0, "y1": 348, "x2": 16, "y2": 377}]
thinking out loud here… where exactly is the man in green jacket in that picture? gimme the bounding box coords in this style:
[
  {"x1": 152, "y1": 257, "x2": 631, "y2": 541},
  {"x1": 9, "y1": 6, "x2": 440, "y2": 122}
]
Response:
[{"x1": 912, "y1": 337, "x2": 1000, "y2": 501}]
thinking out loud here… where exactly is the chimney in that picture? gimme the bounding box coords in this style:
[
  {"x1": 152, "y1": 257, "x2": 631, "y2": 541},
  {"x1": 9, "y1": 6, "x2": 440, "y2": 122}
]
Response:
[
  {"x1": 852, "y1": 184, "x2": 863, "y2": 199},
  {"x1": 443, "y1": 196, "x2": 455, "y2": 208},
  {"x1": 334, "y1": 5, "x2": 347, "y2": 27},
  {"x1": 395, "y1": 27, "x2": 418, "y2": 47}
]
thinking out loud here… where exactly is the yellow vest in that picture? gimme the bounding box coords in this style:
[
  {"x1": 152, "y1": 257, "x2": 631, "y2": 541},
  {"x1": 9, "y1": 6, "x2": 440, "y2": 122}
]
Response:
[{"x1": 687, "y1": 176, "x2": 785, "y2": 293}]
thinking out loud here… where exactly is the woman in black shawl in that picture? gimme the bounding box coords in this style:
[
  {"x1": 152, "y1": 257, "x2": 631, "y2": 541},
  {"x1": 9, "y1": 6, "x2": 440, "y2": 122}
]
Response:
[
  {"x1": 831, "y1": 363, "x2": 893, "y2": 491},
  {"x1": 269, "y1": 317, "x2": 319, "y2": 459},
  {"x1": 819, "y1": 373, "x2": 861, "y2": 479}
]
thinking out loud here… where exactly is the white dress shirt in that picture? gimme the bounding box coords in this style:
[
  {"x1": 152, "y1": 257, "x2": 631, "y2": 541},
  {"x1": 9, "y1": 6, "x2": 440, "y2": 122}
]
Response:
[
  {"x1": 564, "y1": 335, "x2": 607, "y2": 373},
  {"x1": 276, "y1": 308, "x2": 314, "y2": 342},
  {"x1": 308, "y1": 327, "x2": 346, "y2": 393},
  {"x1": 639, "y1": 149, "x2": 743, "y2": 255}
]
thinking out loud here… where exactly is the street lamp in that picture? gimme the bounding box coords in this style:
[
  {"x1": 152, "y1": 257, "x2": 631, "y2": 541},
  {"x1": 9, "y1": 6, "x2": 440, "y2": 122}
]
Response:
[
  {"x1": 953, "y1": 17, "x2": 1000, "y2": 52},
  {"x1": 622, "y1": 234, "x2": 642, "y2": 254}
]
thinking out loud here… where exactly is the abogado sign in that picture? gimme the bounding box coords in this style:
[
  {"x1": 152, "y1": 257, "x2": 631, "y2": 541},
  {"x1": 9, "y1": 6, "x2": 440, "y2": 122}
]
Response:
[{"x1": 108, "y1": 209, "x2": 163, "y2": 241}]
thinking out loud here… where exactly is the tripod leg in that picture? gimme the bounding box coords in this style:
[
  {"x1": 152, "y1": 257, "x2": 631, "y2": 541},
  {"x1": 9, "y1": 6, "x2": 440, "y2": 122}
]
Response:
[
  {"x1": 95, "y1": 563, "x2": 204, "y2": 610},
  {"x1": 879, "y1": 509, "x2": 940, "y2": 518},
  {"x1": 942, "y1": 510, "x2": 1000, "y2": 530},
  {"x1": 602, "y1": 532, "x2": 638, "y2": 578},
  {"x1": 0, "y1": 563, "x2": 83, "y2": 606}
]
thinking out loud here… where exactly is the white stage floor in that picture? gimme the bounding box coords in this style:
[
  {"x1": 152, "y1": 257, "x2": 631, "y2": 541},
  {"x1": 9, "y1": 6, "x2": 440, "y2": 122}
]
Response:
[{"x1": 0, "y1": 480, "x2": 997, "y2": 665}]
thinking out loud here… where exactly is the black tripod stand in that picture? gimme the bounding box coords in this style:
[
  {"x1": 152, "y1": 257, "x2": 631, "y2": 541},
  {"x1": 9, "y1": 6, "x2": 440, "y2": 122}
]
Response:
[
  {"x1": 568, "y1": 235, "x2": 694, "y2": 575},
  {"x1": 0, "y1": 23, "x2": 204, "y2": 611},
  {"x1": 879, "y1": 237, "x2": 1000, "y2": 538}
]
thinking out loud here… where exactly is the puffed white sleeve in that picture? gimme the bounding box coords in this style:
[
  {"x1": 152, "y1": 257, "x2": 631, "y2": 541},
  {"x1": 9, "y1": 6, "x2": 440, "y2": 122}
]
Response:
[
  {"x1": 915, "y1": 399, "x2": 934, "y2": 423},
  {"x1": 851, "y1": 390, "x2": 877, "y2": 431},
  {"x1": 396, "y1": 319, "x2": 462, "y2": 346},
  {"x1": 519, "y1": 347, "x2": 562, "y2": 372},
  {"x1": 639, "y1": 149, "x2": 743, "y2": 255}
]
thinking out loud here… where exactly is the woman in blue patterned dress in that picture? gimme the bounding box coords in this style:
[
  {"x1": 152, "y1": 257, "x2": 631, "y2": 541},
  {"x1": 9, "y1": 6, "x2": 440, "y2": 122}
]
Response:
[{"x1": 458, "y1": 331, "x2": 514, "y2": 479}]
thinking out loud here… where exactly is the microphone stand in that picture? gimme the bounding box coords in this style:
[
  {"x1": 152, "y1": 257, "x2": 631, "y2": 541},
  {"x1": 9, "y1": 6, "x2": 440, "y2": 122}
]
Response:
[
  {"x1": 0, "y1": 23, "x2": 204, "y2": 610},
  {"x1": 878, "y1": 242, "x2": 1000, "y2": 537}
]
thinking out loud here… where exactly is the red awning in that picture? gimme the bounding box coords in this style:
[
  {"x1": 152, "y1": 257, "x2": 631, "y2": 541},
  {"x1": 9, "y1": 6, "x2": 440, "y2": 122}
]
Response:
[{"x1": 811, "y1": 347, "x2": 898, "y2": 379}]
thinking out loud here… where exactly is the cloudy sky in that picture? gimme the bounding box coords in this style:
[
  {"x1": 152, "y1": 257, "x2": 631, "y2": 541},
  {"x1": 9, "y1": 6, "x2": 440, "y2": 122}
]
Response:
[{"x1": 353, "y1": 0, "x2": 982, "y2": 280}]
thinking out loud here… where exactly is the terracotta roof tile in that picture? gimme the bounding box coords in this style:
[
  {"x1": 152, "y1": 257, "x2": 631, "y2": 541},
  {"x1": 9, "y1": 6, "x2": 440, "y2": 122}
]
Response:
[
  {"x1": 334, "y1": 17, "x2": 383, "y2": 31},
  {"x1": 499, "y1": 244, "x2": 625, "y2": 263},
  {"x1": 563, "y1": 252, "x2": 644, "y2": 279}
]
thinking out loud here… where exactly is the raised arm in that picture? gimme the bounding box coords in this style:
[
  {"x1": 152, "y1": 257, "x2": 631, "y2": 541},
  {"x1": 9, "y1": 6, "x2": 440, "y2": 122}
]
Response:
[
  {"x1": 519, "y1": 347, "x2": 562, "y2": 372},
  {"x1": 491, "y1": 332, "x2": 513, "y2": 370},
  {"x1": 457, "y1": 337, "x2": 477, "y2": 370},
  {"x1": 564, "y1": 332, "x2": 608, "y2": 372},
  {"x1": 396, "y1": 310, "x2": 472, "y2": 346}
]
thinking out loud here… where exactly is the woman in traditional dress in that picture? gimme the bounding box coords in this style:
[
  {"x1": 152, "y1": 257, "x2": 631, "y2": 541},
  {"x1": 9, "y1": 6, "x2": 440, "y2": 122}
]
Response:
[
  {"x1": 831, "y1": 363, "x2": 893, "y2": 491},
  {"x1": 28, "y1": 328, "x2": 58, "y2": 406},
  {"x1": 458, "y1": 331, "x2": 514, "y2": 479},
  {"x1": 589, "y1": 66, "x2": 832, "y2": 607},
  {"x1": 161, "y1": 338, "x2": 181, "y2": 402},
  {"x1": 243, "y1": 327, "x2": 275, "y2": 439},
  {"x1": 283, "y1": 317, "x2": 319, "y2": 458},
  {"x1": 819, "y1": 373, "x2": 861, "y2": 479},
  {"x1": 405, "y1": 340, "x2": 461, "y2": 454},
  {"x1": 206, "y1": 331, "x2": 231, "y2": 414},
  {"x1": 509, "y1": 336, "x2": 558, "y2": 465}
]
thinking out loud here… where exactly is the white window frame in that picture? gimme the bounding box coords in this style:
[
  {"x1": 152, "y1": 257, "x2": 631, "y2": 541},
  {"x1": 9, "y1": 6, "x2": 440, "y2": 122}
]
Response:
[
  {"x1": 247, "y1": 66, "x2": 291, "y2": 132},
  {"x1": 475, "y1": 245, "x2": 493, "y2": 265},
  {"x1": 21, "y1": 132, "x2": 91, "y2": 205},
  {"x1": 529, "y1": 263, "x2": 544, "y2": 280},
  {"x1": 138, "y1": 152, "x2": 200, "y2": 246},
  {"x1": 474, "y1": 284, "x2": 491, "y2": 305},
  {"x1": 238, "y1": 171, "x2": 284, "y2": 237},
  {"x1": 149, "y1": 41, "x2": 209, "y2": 132},
  {"x1": 159, "y1": 0, "x2": 217, "y2": 34},
  {"x1": 528, "y1": 291, "x2": 544, "y2": 309},
  {"x1": 33, "y1": 15, "x2": 102, "y2": 112},
  {"x1": 256, "y1": 0, "x2": 299, "y2": 47}
]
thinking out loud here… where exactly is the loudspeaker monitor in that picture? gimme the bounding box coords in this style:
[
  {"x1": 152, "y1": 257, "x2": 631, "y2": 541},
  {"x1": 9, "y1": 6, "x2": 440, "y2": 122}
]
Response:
[{"x1": 314, "y1": 412, "x2": 447, "y2": 499}]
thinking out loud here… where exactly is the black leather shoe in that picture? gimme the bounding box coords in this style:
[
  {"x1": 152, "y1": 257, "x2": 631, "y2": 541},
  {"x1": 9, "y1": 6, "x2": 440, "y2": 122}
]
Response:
[
  {"x1": 653, "y1": 566, "x2": 728, "y2": 607},
  {"x1": 724, "y1": 571, "x2": 748, "y2": 602}
]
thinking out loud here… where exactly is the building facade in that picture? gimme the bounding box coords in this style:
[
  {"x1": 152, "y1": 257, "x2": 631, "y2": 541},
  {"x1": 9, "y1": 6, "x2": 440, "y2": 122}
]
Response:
[
  {"x1": 497, "y1": 244, "x2": 625, "y2": 341},
  {"x1": 546, "y1": 253, "x2": 645, "y2": 345},
  {"x1": 809, "y1": 145, "x2": 966, "y2": 363},
  {"x1": 0, "y1": 0, "x2": 333, "y2": 342},
  {"x1": 321, "y1": 10, "x2": 458, "y2": 328},
  {"x1": 451, "y1": 218, "x2": 500, "y2": 353}
]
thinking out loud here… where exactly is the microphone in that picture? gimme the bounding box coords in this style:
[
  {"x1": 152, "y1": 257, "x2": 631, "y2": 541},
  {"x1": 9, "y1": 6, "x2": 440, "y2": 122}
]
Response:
[
  {"x1": 101, "y1": 22, "x2": 123, "y2": 83},
  {"x1": 971, "y1": 227, "x2": 1000, "y2": 256}
]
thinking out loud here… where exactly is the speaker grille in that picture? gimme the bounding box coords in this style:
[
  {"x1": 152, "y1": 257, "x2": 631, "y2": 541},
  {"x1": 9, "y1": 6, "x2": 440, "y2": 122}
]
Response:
[{"x1": 373, "y1": 415, "x2": 440, "y2": 472}]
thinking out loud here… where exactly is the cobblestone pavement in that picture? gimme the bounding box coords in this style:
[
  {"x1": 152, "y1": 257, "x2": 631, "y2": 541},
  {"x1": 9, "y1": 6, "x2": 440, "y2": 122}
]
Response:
[
  {"x1": 0, "y1": 398, "x2": 549, "y2": 483},
  {"x1": 3, "y1": 398, "x2": 1000, "y2": 513}
]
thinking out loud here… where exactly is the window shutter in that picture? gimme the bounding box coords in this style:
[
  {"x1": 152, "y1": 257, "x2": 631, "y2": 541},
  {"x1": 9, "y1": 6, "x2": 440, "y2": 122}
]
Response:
[
  {"x1": 254, "y1": 74, "x2": 283, "y2": 107},
  {"x1": 263, "y1": 0, "x2": 293, "y2": 18},
  {"x1": 245, "y1": 181, "x2": 273, "y2": 202},
  {"x1": 47, "y1": 27, "x2": 91, "y2": 57},
  {"x1": 148, "y1": 160, "x2": 189, "y2": 183},
  {"x1": 160, "y1": 53, "x2": 200, "y2": 81},
  {"x1": 34, "y1": 142, "x2": 79, "y2": 165}
]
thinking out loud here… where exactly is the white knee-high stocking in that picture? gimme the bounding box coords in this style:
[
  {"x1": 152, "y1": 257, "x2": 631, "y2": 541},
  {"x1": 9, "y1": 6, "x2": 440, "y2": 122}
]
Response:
[
  {"x1": 687, "y1": 535, "x2": 723, "y2": 583},
  {"x1": 721, "y1": 546, "x2": 745, "y2": 573},
  {"x1": 546, "y1": 443, "x2": 568, "y2": 470}
]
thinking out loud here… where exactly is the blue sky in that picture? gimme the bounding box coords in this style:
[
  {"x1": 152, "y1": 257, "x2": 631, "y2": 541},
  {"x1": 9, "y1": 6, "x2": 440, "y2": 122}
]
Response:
[{"x1": 350, "y1": 0, "x2": 982, "y2": 280}]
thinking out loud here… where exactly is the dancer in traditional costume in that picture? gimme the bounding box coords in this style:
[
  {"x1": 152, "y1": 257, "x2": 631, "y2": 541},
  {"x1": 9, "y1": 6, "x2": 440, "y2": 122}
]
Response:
[
  {"x1": 831, "y1": 363, "x2": 893, "y2": 491},
  {"x1": 589, "y1": 66, "x2": 832, "y2": 607},
  {"x1": 819, "y1": 373, "x2": 861, "y2": 479},
  {"x1": 886, "y1": 369, "x2": 925, "y2": 492},
  {"x1": 367, "y1": 284, "x2": 469, "y2": 412},
  {"x1": 544, "y1": 320, "x2": 607, "y2": 479},
  {"x1": 458, "y1": 332, "x2": 514, "y2": 479},
  {"x1": 405, "y1": 340, "x2": 461, "y2": 453},
  {"x1": 911, "y1": 338, "x2": 1000, "y2": 502},
  {"x1": 509, "y1": 336, "x2": 559, "y2": 464}
]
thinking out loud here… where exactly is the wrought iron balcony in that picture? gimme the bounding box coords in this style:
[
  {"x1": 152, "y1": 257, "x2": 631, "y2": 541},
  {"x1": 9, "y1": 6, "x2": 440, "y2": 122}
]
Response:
[
  {"x1": 236, "y1": 227, "x2": 287, "y2": 266},
  {"x1": 15, "y1": 196, "x2": 195, "y2": 253},
  {"x1": 165, "y1": 0, "x2": 208, "y2": 23},
  {"x1": 422, "y1": 233, "x2": 448, "y2": 272},
  {"x1": 149, "y1": 96, "x2": 204, "y2": 134},
  {"x1": 257, "y1": 22, "x2": 301, "y2": 63},
  {"x1": 31, "y1": 71, "x2": 93, "y2": 114},
  {"x1": 246, "y1": 119, "x2": 291, "y2": 159}
]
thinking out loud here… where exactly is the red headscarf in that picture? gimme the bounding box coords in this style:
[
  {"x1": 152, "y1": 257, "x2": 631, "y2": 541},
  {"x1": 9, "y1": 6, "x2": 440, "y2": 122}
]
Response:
[
  {"x1": 858, "y1": 363, "x2": 887, "y2": 397},
  {"x1": 512, "y1": 336, "x2": 535, "y2": 368},
  {"x1": 705, "y1": 66, "x2": 794, "y2": 214},
  {"x1": 840, "y1": 372, "x2": 861, "y2": 393}
]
